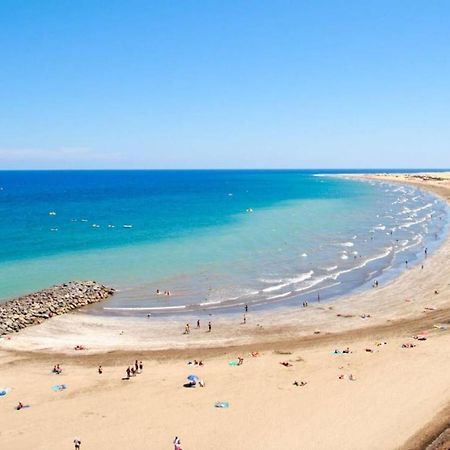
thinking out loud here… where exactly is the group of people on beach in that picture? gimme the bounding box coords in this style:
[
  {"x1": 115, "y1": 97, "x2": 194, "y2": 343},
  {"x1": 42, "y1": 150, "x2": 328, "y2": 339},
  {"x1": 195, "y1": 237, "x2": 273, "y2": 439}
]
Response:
[
  {"x1": 52, "y1": 364, "x2": 62, "y2": 374},
  {"x1": 184, "y1": 321, "x2": 212, "y2": 334},
  {"x1": 125, "y1": 360, "x2": 144, "y2": 379}
]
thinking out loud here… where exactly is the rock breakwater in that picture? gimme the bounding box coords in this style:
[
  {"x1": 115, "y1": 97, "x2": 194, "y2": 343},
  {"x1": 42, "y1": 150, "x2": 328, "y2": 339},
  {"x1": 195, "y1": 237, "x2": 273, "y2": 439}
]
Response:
[{"x1": 0, "y1": 281, "x2": 114, "y2": 335}]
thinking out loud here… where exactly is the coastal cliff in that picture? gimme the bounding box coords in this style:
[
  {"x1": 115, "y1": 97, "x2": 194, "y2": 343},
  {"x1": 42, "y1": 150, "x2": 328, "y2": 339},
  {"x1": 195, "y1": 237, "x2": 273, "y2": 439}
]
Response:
[{"x1": 0, "y1": 281, "x2": 114, "y2": 335}]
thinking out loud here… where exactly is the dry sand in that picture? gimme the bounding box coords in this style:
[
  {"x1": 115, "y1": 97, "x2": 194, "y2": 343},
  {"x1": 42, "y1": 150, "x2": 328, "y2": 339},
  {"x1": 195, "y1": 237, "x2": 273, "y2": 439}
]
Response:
[{"x1": 1, "y1": 172, "x2": 449, "y2": 450}]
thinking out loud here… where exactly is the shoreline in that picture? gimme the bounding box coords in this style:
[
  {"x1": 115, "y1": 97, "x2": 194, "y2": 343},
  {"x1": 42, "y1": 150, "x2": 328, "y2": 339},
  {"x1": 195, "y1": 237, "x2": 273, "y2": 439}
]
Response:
[
  {"x1": 1, "y1": 172, "x2": 450, "y2": 450},
  {"x1": 1, "y1": 172, "x2": 449, "y2": 354}
]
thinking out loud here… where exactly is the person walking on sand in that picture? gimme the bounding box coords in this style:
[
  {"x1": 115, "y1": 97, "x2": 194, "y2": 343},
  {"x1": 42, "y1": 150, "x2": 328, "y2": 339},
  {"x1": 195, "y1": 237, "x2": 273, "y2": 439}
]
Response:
[
  {"x1": 243, "y1": 314, "x2": 246, "y2": 324},
  {"x1": 139, "y1": 361, "x2": 143, "y2": 372},
  {"x1": 197, "y1": 319, "x2": 200, "y2": 328},
  {"x1": 208, "y1": 321, "x2": 212, "y2": 332},
  {"x1": 98, "y1": 365, "x2": 103, "y2": 375},
  {"x1": 126, "y1": 366, "x2": 131, "y2": 378},
  {"x1": 185, "y1": 323, "x2": 190, "y2": 334},
  {"x1": 245, "y1": 304, "x2": 248, "y2": 313},
  {"x1": 74, "y1": 438, "x2": 81, "y2": 449},
  {"x1": 173, "y1": 436, "x2": 182, "y2": 450}
]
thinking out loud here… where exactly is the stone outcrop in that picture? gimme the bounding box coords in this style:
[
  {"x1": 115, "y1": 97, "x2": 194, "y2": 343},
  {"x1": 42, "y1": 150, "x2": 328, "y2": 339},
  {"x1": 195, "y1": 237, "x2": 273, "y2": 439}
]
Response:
[{"x1": 0, "y1": 281, "x2": 114, "y2": 335}]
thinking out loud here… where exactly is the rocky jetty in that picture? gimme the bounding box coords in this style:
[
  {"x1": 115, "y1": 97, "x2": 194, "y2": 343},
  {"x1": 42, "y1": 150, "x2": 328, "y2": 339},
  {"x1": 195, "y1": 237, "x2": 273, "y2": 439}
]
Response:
[{"x1": 0, "y1": 281, "x2": 114, "y2": 335}]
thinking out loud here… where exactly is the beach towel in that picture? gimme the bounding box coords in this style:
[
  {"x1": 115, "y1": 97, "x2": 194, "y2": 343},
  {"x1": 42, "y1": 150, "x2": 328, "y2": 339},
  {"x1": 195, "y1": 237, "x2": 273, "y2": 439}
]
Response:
[
  {"x1": 215, "y1": 401, "x2": 229, "y2": 408},
  {"x1": 228, "y1": 360, "x2": 239, "y2": 366},
  {"x1": 51, "y1": 384, "x2": 67, "y2": 392},
  {"x1": 0, "y1": 388, "x2": 11, "y2": 397}
]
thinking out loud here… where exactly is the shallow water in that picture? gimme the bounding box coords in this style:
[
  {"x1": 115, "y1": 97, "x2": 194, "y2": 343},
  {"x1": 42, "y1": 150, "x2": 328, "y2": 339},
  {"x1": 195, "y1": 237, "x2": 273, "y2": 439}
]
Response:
[{"x1": 0, "y1": 170, "x2": 448, "y2": 316}]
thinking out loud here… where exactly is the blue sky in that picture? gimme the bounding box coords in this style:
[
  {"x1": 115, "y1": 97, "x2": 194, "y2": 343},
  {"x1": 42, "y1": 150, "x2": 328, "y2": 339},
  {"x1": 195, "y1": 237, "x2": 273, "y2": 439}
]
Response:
[{"x1": 0, "y1": 1, "x2": 449, "y2": 169}]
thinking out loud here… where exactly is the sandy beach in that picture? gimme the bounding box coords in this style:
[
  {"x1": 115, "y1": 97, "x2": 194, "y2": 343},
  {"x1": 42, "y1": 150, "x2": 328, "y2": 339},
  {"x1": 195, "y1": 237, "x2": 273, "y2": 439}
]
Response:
[{"x1": 1, "y1": 173, "x2": 450, "y2": 450}]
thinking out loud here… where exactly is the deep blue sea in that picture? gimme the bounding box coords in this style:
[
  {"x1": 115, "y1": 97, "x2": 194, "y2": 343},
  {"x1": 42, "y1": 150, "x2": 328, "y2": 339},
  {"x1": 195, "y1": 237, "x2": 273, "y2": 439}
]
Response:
[{"x1": 0, "y1": 170, "x2": 448, "y2": 316}]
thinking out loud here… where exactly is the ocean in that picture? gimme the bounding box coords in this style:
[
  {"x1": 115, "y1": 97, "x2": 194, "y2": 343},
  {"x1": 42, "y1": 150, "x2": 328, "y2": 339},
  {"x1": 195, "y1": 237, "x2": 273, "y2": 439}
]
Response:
[{"x1": 0, "y1": 170, "x2": 448, "y2": 316}]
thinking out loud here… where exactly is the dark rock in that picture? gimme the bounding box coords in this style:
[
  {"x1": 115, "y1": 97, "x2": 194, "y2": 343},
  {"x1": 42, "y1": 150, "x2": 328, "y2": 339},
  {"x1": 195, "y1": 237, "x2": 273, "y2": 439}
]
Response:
[{"x1": 0, "y1": 281, "x2": 115, "y2": 335}]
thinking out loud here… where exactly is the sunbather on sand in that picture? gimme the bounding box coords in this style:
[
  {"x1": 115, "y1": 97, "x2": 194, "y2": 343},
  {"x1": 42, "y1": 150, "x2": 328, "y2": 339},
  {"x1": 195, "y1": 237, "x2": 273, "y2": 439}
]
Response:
[{"x1": 280, "y1": 361, "x2": 293, "y2": 367}]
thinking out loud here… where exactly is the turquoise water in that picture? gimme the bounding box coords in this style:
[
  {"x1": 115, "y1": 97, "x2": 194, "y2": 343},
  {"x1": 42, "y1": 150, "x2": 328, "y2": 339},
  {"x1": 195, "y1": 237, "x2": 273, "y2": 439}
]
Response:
[{"x1": 0, "y1": 170, "x2": 448, "y2": 315}]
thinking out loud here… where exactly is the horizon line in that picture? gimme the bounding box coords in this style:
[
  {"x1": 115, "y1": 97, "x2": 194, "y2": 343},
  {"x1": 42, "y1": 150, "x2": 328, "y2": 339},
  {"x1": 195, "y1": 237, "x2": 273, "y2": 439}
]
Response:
[{"x1": 0, "y1": 167, "x2": 449, "y2": 172}]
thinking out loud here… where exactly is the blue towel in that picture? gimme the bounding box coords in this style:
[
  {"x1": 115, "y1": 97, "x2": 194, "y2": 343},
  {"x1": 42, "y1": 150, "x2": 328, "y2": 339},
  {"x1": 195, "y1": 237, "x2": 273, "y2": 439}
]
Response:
[
  {"x1": 215, "y1": 401, "x2": 229, "y2": 408},
  {"x1": 51, "y1": 384, "x2": 67, "y2": 392}
]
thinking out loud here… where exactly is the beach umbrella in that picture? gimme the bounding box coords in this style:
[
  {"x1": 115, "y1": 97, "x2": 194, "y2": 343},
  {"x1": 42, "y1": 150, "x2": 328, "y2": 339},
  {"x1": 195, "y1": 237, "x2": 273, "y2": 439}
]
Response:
[
  {"x1": 187, "y1": 375, "x2": 199, "y2": 382},
  {"x1": 0, "y1": 388, "x2": 11, "y2": 397}
]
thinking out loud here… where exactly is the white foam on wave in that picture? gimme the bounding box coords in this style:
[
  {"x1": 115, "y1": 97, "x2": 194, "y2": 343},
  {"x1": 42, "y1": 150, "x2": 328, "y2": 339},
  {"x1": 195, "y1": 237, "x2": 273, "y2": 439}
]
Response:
[
  {"x1": 103, "y1": 306, "x2": 186, "y2": 311},
  {"x1": 199, "y1": 300, "x2": 222, "y2": 306},
  {"x1": 341, "y1": 254, "x2": 349, "y2": 260},
  {"x1": 294, "y1": 276, "x2": 342, "y2": 293},
  {"x1": 398, "y1": 216, "x2": 427, "y2": 229},
  {"x1": 340, "y1": 242, "x2": 354, "y2": 247},
  {"x1": 410, "y1": 203, "x2": 433, "y2": 214},
  {"x1": 392, "y1": 197, "x2": 408, "y2": 205},
  {"x1": 330, "y1": 247, "x2": 393, "y2": 280},
  {"x1": 395, "y1": 235, "x2": 423, "y2": 253},
  {"x1": 267, "y1": 291, "x2": 292, "y2": 300},
  {"x1": 262, "y1": 270, "x2": 314, "y2": 293},
  {"x1": 322, "y1": 265, "x2": 338, "y2": 272},
  {"x1": 260, "y1": 278, "x2": 282, "y2": 284}
]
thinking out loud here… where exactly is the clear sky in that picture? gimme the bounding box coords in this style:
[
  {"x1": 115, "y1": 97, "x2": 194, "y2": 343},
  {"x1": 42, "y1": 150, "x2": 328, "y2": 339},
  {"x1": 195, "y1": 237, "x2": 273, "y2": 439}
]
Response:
[{"x1": 0, "y1": 1, "x2": 449, "y2": 169}]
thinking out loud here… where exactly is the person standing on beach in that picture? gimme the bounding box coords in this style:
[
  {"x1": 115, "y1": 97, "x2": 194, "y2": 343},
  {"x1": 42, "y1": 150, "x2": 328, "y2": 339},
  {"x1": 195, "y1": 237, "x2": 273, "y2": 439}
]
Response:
[
  {"x1": 98, "y1": 365, "x2": 102, "y2": 374},
  {"x1": 245, "y1": 304, "x2": 248, "y2": 313},
  {"x1": 73, "y1": 438, "x2": 81, "y2": 449},
  {"x1": 243, "y1": 314, "x2": 246, "y2": 324},
  {"x1": 139, "y1": 361, "x2": 143, "y2": 372},
  {"x1": 208, "y1": 321, "x2": 212, "y2": 332},
  {"x1": 173, "y1": 436, "x2": 182, "y2": 450},
  {"x1": 197, "y1": 319, "x2": 200, "y2": 328}
]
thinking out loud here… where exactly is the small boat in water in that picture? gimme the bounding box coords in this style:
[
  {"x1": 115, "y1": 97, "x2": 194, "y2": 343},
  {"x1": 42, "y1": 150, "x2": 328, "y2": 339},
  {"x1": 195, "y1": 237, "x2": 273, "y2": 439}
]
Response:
[{"x1": 123, "y1": 224, "x2": 133, "y2": 228}]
